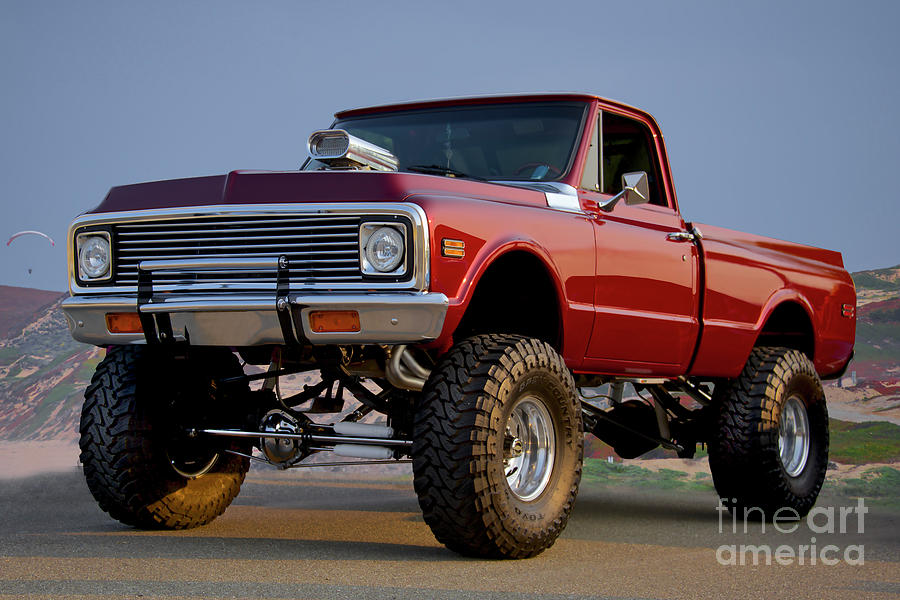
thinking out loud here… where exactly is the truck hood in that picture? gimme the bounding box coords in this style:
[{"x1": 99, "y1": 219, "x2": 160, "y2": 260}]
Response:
[{"x1": 87, "y1": 170, "x2": 551, "y2": 214}]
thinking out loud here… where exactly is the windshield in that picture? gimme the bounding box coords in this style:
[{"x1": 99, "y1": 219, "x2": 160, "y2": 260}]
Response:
[{"x1": 303, "y1": 101, "x2": 588, "y2": 182}]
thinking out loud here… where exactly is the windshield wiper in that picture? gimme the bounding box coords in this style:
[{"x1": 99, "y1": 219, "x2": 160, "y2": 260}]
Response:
[{"x1": 406, "y1": 165, "x2": 486, "y2": 181}]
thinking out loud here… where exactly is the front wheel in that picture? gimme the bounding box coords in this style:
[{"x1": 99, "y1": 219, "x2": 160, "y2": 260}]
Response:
[
  {"x1": 708, "y1": 347, "x2": 829, "y2": 517},
  {"x1": 79, "y1": 346, "x2": 250, "y2": 530},
  {"x1": 412, "y1": 335, "x2": 583, "y2": 558}
]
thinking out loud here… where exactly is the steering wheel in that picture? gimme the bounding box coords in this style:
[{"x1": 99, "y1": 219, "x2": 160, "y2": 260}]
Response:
[{"x1": 513, "y1": 162, "x2": 563, "y2": 179}]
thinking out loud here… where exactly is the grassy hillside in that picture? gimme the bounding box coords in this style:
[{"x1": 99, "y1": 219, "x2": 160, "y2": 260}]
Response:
[
  {"x1": 0, "y1": 290, "x2": 99, "y2": 440},
  {"x1": 829, "y1": 419, "x2": 900, "y2": 463},
  {"x1": 846, "y1": 266, "x2": 900, "y2": 379},
  {"x1": 852, "y1": 265, "x2": 900, "y2": 294}
]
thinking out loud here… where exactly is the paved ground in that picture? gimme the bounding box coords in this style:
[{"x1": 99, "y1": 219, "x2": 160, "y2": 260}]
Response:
[{"x1": 0, "y1": 468, "x2": 898, "y2": 600}]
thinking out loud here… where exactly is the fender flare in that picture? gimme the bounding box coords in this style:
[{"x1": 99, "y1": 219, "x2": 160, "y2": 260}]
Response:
[
  {"x1": 753, "y1": 288, "x2": 817, "y2": 357},
  {"x1": 447, "y1": 238, "x2": 568, "y2": 347}
]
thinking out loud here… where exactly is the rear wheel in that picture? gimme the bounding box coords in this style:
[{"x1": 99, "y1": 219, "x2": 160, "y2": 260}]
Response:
[
  {"x1": 79, "y1": 345, "x2": 250, "y2": 529},
  {"x1": 412, "y1": 334, "x2": 582, "y2": 558},
  {"x1": 708, "y1": 347, "x2": 829, "y2": 517}
]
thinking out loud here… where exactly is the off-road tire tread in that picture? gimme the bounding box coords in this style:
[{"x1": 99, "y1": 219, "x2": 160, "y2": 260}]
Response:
[
  {"x1": 412, "y1": 334, "x2": 582, "y2": 558},
  {"x1": 708, "y1": 346, "x2": 828, "y2": 516},
  {"x1": 79, "y1": 346, "x2": 249, "y2": 529}
]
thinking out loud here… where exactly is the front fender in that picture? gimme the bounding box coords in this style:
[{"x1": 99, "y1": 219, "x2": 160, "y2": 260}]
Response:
[{"x1": 407, "y1": 193, "x2": 595, "y2": 363}]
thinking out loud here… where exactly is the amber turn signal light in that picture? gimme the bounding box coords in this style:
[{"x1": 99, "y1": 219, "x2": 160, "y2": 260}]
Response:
[
  {"x1": 106, "y1": 312, "x2": 143, "y2": 334},
  {"x1": 442, "y1": 238, "x2": 465, "y2": 258},
  {"x1": 309, "y1": 310, "x2": 360, "y2": 333}
]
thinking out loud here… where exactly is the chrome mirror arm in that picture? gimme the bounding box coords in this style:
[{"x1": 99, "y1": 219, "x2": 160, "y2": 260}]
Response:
[
  {"x1": 597, "y1": 188, "x2": 629, "y2": 213},
  {"x1": 597, "y1": 171, "x2": 650, "y2": 213}
]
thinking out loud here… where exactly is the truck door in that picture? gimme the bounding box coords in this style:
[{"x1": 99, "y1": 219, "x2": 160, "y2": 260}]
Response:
[{"x1": 579, "y1": 110, "x2": 700, "y2": 375}]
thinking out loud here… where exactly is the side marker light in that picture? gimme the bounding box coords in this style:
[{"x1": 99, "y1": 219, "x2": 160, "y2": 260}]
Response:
[{"x1": 442, "y1": 239, "x2": 465, "y2": 258}]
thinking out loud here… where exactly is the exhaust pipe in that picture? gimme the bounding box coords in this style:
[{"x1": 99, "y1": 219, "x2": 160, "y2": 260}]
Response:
[{"x1": 386, "y1": 345, "x2": 431, "y2": 391}]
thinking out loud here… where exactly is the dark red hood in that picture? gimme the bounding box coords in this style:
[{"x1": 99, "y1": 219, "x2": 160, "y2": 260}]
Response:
[{"x1": 88, "y1": 170, "x2": 548, "y2": 214}]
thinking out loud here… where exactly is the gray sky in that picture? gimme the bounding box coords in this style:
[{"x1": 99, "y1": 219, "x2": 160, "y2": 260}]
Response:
[{"x1": 2, "y1": 0, "x2": 898, "y2": 292}]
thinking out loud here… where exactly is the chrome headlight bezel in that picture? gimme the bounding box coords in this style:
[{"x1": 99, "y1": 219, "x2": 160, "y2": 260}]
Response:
[
  {"x1": 359, "y1": 222, "x2": 408, "y2": 277},
  {"x1": 75, "y1": 230, "x2": 113, "y2": 284}
]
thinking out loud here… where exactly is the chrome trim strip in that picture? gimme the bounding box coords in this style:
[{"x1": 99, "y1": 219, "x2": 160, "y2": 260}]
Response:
[
  {"x1": 544, "y1": 191, "x2": 582, "y2": 212},
  {"x1": 139, "y1": 258, "x2": 280, "y2": 272},
  {"x1": 491, "y1": 181, "x2": 583, "y2": 213},
  {"x1": 67, "y1": 202, "x2": 431, "y2": 294},
  {"x1": 139, "y1": 296, "x2": 275, "y2": 313}
]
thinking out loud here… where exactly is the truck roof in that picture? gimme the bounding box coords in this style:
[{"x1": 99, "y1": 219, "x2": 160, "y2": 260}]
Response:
[{"x1": 334, "y1": 93, "x2": 642, "y2": 119}]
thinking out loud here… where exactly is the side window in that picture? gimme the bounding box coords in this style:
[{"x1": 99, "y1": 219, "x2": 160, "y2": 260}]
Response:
[{"x1": 601, "y1": 112, "x2": 667, "y2": 207}]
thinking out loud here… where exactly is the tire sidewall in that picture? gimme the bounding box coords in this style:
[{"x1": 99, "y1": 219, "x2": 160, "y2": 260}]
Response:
[
  {"x1": 774, "y1": 369, "x2": 828, "y2": 499},
  {"x1": 487, "y1": 364, "x2": 581, "y2": 536}
]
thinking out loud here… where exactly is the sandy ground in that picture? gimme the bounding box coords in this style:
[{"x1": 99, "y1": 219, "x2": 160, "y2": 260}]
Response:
[
  {"x1": 0, "y1": 440, "x2": 80, "y2": 479},
  {"x1": 826, "y1": 387, "x2": 900, "y2": 425},
  {"x1": 623, "y1": 457, "x2": 712, "y2": 476}
]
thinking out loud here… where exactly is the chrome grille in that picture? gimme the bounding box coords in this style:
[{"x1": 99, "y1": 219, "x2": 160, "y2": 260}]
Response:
[
  {"x1": 314, "y1": 136, "x2": 349, "y2": 156},
  {"x1": 112, "y1": 214, "x2": 364, "y2": 290}
]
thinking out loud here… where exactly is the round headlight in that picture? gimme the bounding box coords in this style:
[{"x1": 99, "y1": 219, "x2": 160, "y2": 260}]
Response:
[
  {"x1": 365, "y1": 227, "x2": 404, "y2": 273},
  {"x1": 79, "y1": 235, "x2": 111, "y2": 279}
]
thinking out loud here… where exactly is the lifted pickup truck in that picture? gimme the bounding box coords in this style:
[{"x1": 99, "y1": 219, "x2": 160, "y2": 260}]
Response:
[{"x1": 64, "y1": 94, "x2": 856, "y2": 558}]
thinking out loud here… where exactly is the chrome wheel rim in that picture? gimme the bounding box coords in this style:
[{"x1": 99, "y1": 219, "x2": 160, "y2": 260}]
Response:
[
  {"x1": 778, "y1": 395, "x2": 810, "y2": 478},
  {"x1": 168, "y1": 449, "x2": 219, "y2": 479},
  {"x1": 504, "y1": 395, "x2": 556, "y2": 501}
]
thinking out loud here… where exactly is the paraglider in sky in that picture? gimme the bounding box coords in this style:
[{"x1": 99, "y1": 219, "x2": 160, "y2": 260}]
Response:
[{"x1": 7, "y1": 230, "x2": 55, "y2": 247}]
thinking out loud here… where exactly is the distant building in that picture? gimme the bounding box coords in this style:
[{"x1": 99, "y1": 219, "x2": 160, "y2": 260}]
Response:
[{"x1": 838, "y1": 371, "x2": 858, "y2": 388}]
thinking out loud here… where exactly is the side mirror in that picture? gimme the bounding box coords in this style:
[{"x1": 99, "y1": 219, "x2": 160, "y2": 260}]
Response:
[{"x1": 598, "y1": 171, "x2": 650, "y2": 212}]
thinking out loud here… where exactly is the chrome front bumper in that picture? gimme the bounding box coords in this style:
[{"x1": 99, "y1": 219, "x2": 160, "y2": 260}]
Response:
[{"x1": 62, "y1": 292, "x2": 449, "y2": 346}]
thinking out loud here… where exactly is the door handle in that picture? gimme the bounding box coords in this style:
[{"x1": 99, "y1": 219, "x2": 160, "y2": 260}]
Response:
[{"x1": 667, "y1": 232, "x2": 696, "y2": 242}]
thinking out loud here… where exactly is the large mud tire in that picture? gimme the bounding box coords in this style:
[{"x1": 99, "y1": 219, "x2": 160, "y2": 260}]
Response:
[
  {"x1": 708, "y1": 347, "x2": 829, "y2": 517},
  {"x1": 412, "y1": 334, "x2": 583, "y2": 559},
  {"x1": 79, "y1": 345, "x2": 250, "y2": 529}
]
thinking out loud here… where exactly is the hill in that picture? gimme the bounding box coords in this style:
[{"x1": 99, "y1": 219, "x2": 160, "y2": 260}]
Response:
[
  {"x1": 0, "y1": 285, "x2": 65, "y2": 339},
  {"x1": 847, "y1": 265, "x2": 900, "y2": 383},
  {"x1": 853, "y1": 264, "x2": 900, "y2": 306},
  {"x1": 0, "y1": 289, "x2": 100, "y2": 441}
]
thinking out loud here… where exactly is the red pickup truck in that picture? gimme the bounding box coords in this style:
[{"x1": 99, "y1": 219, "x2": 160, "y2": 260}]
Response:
[{"x1": 64, "y1": 94, "x2": 856, "y2": 559}]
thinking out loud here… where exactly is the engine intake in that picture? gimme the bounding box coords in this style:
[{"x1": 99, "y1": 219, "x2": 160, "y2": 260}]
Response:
[{"x1": 307, "y1": 129, "x2": 399, "y2": 172}]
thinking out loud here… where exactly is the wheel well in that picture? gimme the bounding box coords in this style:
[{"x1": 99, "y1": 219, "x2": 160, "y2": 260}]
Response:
[
  {"x1": 454, "y1": 251, "x2": 562, "y2": 350},
  {"x1": 756, "y1": 302, "x2": 815, "y2": 359}
]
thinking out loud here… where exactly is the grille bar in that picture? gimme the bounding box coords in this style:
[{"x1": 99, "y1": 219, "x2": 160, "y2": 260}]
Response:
[
  {"x1": 117, "y1": 224, "x2": 358, "y2": 236},
  {"x1": 118, "y1": 249, "x2": 357, "y2": 258},
  {"x1": 116, "y1": 216, "x2": 360, "y2": 229},
  {"x1": 118, "y1": 242, "x2": 356, "y2": 253},
  {"x1": 118, "y1": 232, "x2": 358, "y2": 245}
]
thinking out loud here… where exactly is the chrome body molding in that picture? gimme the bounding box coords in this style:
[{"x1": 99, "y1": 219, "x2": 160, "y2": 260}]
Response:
[
  {"x1": 139, "y1": 257, "x2": 282, "y2": 272},
  {"x1": 66, "y1": 203, "x2": 431, "y2": 295},
  {"x1": 62, "y1": 291, "x2": 449, "y2": 346},
  {"x1": 492, "y1": 181, "x2": 582, "y2": 213}
]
